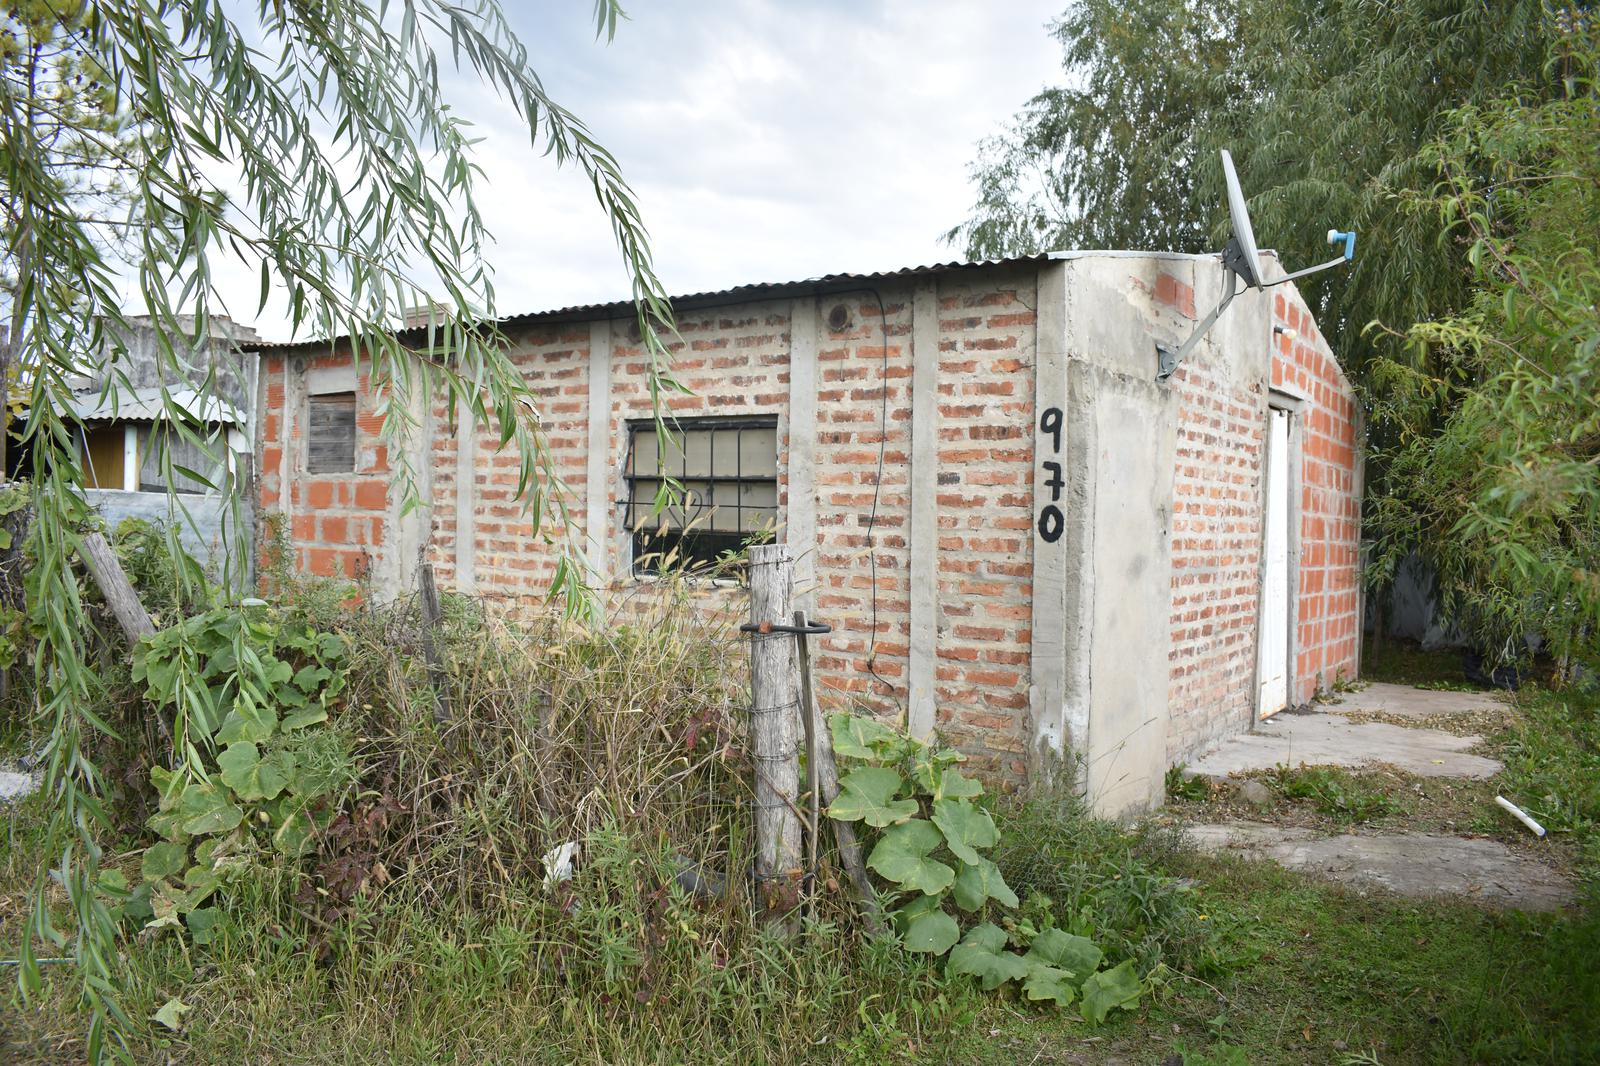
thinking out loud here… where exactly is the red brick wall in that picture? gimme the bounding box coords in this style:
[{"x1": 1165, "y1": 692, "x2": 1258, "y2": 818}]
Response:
[
  {"x1": 1161, "y1": 270, "x2": 1361, "y2": 763},
  {"x1": 257, "y1": 350, "x2": 389, "y2": 581},
  {"x1": 254, "y1": 261, "x2": 1357, "y2": 780},
  {"x1": 930, "y1": 275, "x2": 1037, "y2": 774},
  {"x1": 1272, "y1": 293, "x2": 1362, "y2": 702},
  {"x1": 1163, "y1": 272, "x2": 1267, "y2": 760}
]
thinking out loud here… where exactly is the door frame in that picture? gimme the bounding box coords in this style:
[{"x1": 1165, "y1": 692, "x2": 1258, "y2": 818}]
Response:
[{"x1": 1253, "y1": 387, "x2": 1305, "y2": 721}]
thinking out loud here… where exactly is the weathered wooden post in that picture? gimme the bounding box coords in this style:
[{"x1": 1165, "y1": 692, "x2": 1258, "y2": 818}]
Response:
[{"x1": 747, "y1": 543, "x2": 802, "y2": 929}]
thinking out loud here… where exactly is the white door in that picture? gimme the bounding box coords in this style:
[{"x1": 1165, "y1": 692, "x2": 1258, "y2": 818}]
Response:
[{"x1": 1257, "y1": 408, "x2": 1291, "y2": 718}]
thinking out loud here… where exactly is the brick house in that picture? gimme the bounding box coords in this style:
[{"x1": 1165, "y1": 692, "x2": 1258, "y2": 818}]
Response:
[{"x1": 247, "y1": 252, "x2": 1361, "y2": 816}]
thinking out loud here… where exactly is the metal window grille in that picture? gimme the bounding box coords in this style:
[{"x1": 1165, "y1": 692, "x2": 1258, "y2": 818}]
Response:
[{"x1": 624, "y1": 417, "x2": 778, "y2": 574}]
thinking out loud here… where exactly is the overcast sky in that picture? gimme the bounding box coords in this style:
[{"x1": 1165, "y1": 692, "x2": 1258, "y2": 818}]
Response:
[{"x1": 223, "y1": 1, "x2": 1066, "y2": 339}]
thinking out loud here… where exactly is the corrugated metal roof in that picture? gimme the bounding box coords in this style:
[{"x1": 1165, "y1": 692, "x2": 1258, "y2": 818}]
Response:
[
  {"x1": 245, "y1": 253, "x2": 1057, "y2": 352},
  {"x1": 63, "y1": 384, "x2": 244, "y2": 425}
]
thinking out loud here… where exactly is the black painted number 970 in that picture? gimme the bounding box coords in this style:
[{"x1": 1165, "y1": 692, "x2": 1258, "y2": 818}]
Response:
[{"x1": 1037, "y1": 406, "x2": 1065, "y2": 544}]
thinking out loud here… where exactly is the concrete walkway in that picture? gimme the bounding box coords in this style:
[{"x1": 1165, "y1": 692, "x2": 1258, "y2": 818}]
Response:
[
  {"x1": 1179, "y1": 683, "x2": 1572, "y2": 911},
  {"x1": 1185, "y1": 821, "x2": 1572, "y2": 911},
  {"x1": 1184, "y1": 705, "x2": 1502, "y2": 780}
]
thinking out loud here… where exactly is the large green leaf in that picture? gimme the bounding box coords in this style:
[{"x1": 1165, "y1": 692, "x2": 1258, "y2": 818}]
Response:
[
  {"x1": 958, "y1": 921, "x2": 1008, "y2": 953},
  {"x1": 930, "y1": 798, "x2": 998, "y2": 865},
  {"x1": 217, "y1": 742, "x2": 294, "y2": 802},
  {"x1": 1079, "y1": 959, "x2": 1143, "y2": 1024},
  {"x1": 149, "y1": 764, "x2": 184, "y2": 811},
  {"x1": 215, "y1": 698, "x2": 279, "y2": 745},
  {"x1": 933, "y1": 767, "x2": 983, "y2": 801},
  {"x1": 1027, "y1": 928, "x2": 1103, "y2": 979},
  {"x1": 951, "y1": 856, "x2": 1019, "y2": 911},
  {"x1": 281, "y1": 705, "x2": 328, "y2": 732},
  {"x1": 948, "y1": 924, "x2": 1030, "y2": 990},
  {"x1": 1022, "y1": 961, "x2": 1078, "y2": 1006},
  {"x1": 901, "y1": 908, "x2": 960, "y2": 954},
  {"x1": 828, "y1": 712, "x2": 908, "y2": 761},
  {"x1": 867, "y1": 819, "x2": 955, "y2": 895},
  {"x1": 140, "y1": 842, "x2": 188, "y2": 883},
  {"x1": 185, "y1": 907, "x2": 223, "y2": 946},
  {"x1": 828, "y1": 767, "x2": 918, "y2": 827},
  {"x1": 178, "y1": 781, "x2": 243, "y2": 836},
  {"x1": 272, "y1": 803, "x2": 316, "y2": 857},
  {"x1": 911, "y1": 746, "x2": 965, "y2": 794}
]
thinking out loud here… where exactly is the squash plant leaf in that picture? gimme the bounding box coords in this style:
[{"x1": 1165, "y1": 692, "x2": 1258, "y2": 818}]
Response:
[
  {"x1": 214, "y1": 698, "x2": 279, "y2": 745},
  {"x1": 828, "y1": 712, "x2": 908, "y2": 761},
  {"x1": 828, "y1": 767, "x2": 918, "y2": 827},
  {"x1": 1022, "y1": 961, "x2": 1078, "y2": 1006},
  {"x1": 867, "y1": 819, "x2": 955, "y2": 895},
  {"x1": 217, "y1": 742, "x2": 293, "y2": 802},
  {"x1": 930, "y1": 798, "x2": 998, "y2": 865},
  {"x1": 1080, "y1": 959, "x2": 1143, "y2": 1024},
  {"x1": 948, "y1": 924, "x2": 1030, "y2": 989},
  {"x1": 900, "y1": 908, "x2": 960, "y2": 954},
  {"x1": 177, "y1": 781, "x2": 243, "y2": 836},
  {"x1": 952, "y1": 856, "x2": 1019, "y2": 912},
  {"x1": 1027, "y1": 928, "x2": 1103, "y2": 979},
  {"x1": 140, "y1": 842, "x2": 187, "y2": 883}
]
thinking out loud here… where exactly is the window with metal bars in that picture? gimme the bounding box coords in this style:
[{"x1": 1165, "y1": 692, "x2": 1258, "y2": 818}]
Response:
[{"x1": 624, "y1": 417, "x2": 778, "y2": 575}]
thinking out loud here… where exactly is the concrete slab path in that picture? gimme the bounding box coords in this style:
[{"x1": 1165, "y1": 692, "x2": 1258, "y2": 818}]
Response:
[
  {"x1": 1327, "y1": 682, "x2": 1507, "y2": 720},
  {"x1": 1185, "y1": 706, "x2": 1502, "y2": 780},
  {"x1": 1177, "y1": 683, "x2": 1573, "y2": 911},
  {"x1": 1184, "y1": 820, "x2": 1572, "y2": 911}
]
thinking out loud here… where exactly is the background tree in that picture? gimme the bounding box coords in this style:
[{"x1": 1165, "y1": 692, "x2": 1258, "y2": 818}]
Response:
[
  {"x1": 0, "y1": 0, "x2": 143, "y2": 435},
  {"x1": 952, "y1": 0, "x2": 1585, "y2": 668},
  {"x1": 0, "y1": 1, "x2": 676, "y2": 1058},
  {"x1": 1366, "y1": 24, "x2": 1600, "y2": 675},
  {"x1": 951, "y1": 0, "x2": 1562, "y2": 379}
]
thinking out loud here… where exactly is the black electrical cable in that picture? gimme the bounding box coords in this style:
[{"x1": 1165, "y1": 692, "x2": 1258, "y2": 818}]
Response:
[{"x1": 855, "y1": 288, "x2": 896, "y2": 700}]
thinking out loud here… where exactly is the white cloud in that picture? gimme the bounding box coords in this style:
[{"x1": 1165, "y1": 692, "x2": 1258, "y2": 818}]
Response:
[{"x1": 198, "y1": 0, "x2": 1066, "y2": 337}]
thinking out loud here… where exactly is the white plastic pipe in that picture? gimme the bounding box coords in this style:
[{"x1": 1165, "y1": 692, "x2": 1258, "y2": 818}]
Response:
[{"x1": 1495, "y1": 795, "x2": 1547, "y2": 837}]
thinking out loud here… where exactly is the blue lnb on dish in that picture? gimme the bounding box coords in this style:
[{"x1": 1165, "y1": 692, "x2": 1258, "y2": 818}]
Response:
[{"x1": 1327, "y1": 229, "x2": 1356, "y2": 262}]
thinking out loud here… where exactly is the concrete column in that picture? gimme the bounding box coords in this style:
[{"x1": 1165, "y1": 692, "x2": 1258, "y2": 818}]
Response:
[
  {"x1": 907, "y1": 280, "x2": 940, "y2": 740},
  {"x1": 585, "y1": 320, "x2": 613, "y2": 586},
  {"x1": 453, "y1": 391, "x2": 477, "y2": 592},
  {"x1": 387, "y1": 361, "x2": 433, "y2": 599},
  {"x1": 1054, "y1": 254, "x2": 1181, "y2": 817},
  {"x1": 121, "y1": 424, "x2": 139, "y2": 491},
  {"x1": 787, "y1": 296, "x2": 818, "y2": 612},
  {"x1": 280, "y1": 357, "x2": 300, "y2": 537},
  {"x1": 1029, "y1": 263, "x2": 1071, "y2": 769}
]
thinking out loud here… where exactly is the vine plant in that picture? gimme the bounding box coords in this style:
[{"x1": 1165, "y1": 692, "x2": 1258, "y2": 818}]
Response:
[
  {"x1": 825, "y1": 713, "x2": 1144, "y2": 1023},
  {"x1": 119, "y1": 607, "x2": 354, "y2": 942}
]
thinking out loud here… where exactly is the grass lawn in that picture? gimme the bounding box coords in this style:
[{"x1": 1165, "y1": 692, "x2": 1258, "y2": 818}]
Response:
[{"x1": 969, "y1": 851, "x2": 1599, "y2": 1065}]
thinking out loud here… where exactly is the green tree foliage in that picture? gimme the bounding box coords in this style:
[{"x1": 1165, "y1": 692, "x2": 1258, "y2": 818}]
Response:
[
  {"x1": 0, "y1": 0, "x2": 143, "y2": 424},
  {"x1": 0, "y1": 2, "x2": 674, "y2": 1058},
  {"x1": 949, "y1": 0, "x2": 1563, "y2": 376},
  {"x1": 1366, "y1": 25, "x2": 1600, "y2": 672}
]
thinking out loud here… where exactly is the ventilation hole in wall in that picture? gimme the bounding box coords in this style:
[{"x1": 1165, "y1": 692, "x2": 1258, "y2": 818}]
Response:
[{"x1": 826, "y1": 303, "x2": 852, "y2": 333}]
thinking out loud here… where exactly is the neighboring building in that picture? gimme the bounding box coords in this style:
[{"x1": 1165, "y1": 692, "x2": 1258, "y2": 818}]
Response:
[
  {"x1": 248, "y1": 252, "x2": 1362, "y2": 816},
  {"x1": 29, "y1": 315, "x2": 262, "y2": 569}
]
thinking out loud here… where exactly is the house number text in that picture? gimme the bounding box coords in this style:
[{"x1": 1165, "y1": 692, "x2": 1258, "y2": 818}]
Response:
[{"x1": 1037, "y1": 406, "x2": 1064, "y2": 543}]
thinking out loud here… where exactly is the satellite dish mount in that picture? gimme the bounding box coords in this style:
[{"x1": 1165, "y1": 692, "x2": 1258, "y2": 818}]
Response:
[{"x1": 1155, "y1": 150, "x2": 1356, "y2": 382}]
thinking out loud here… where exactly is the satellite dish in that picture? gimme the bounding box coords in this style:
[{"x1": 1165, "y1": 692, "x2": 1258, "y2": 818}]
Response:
[
  {"x1": 1220, "y1": 149, "x2": 1262, "y2": 289},
  {"x1": 1156, "y1": 150, "x2": 1356, "y2": 382}
]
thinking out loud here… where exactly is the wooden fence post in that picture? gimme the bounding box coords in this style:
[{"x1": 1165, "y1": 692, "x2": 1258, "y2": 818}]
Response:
[{"x1": 747, "y1": 543, "x2": 803, "y2": 930}]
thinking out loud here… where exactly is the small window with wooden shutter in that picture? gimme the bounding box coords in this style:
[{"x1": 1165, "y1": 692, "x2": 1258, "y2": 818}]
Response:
[{"x1": 307, "y1": 392, "x2": 357, "y2": 473}]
